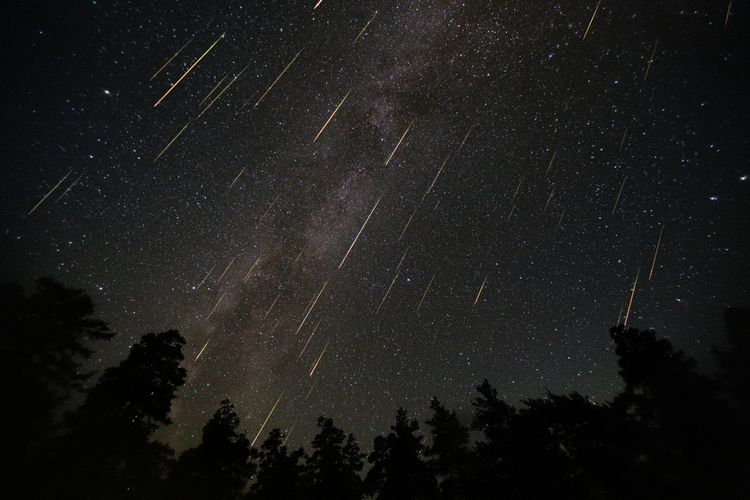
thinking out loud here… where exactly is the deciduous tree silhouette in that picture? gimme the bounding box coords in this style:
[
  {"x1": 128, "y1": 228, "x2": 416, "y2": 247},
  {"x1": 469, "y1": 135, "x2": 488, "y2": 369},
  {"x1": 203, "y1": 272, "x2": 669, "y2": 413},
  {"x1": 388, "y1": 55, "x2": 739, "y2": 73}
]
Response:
[
  {"x1": 55, "y1": 330, "x2": 187, "y2": 500},
  {"x1": 365, "y1": 407, "x2": 437, "y2": 500},
  {"x1": 247, "y1": 428, "x2": 307, "y2": 499},
  {"x1": 305, "y1": 416, "x2": 365, "y2": 500},
  {"x1": 169, "y1": 399, "x2": 255, "y2": 500}
]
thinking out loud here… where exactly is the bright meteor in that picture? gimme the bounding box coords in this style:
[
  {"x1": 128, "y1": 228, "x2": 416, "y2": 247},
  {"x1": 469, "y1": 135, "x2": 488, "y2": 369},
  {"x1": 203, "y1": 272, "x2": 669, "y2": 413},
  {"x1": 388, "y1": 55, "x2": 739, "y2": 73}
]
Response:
[{"x1": 154, "y1": 33, "x2": 223, "y2": 108}]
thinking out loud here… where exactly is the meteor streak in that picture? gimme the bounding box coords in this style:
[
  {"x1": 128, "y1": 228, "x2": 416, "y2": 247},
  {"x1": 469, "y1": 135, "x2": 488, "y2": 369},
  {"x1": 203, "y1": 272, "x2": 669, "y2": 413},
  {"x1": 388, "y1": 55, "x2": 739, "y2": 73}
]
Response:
[
  {"x1": 512, "y1": 178, "x2": 523, "y2": 202},
  {"x1": 154, "y1": 33, "x2": 223, "y2": 107},
  {"x1": 294, "y1": 246, "x2": 305, "y2": 264},
  {"x1": 398, "y1": 205, "x2": 419, "y2": 242},
  {"x1": 313, "y1": 88, "x2": 352, "y2": 143},
  {"x1": 416, "y1": 273, "x2": 435, "y2": 313},
  {"x1": 338, "y1": 195, "x2": 381, "y2": 269},
  {"x1": 298, "y1": 319, "x2": 321, "y2": 359},
  {"x1": 725, "y1": 1, "x2": 732, "y2": 27},
  {"x1": 252, "y1": 393, "x2": 283, "y2": 446},
  {"x1": 282, "y1": 423, "x2": 296, "y2": 446},
  {"x1": 556, "y1": 208, "x2": 566, "y2": 229},
  {"x1": 611, "y1": 176, "x2": 627, "y2": 215},
  {"x1": 27, "y1": 169, "x2": 72, "y2": 215},
  {"x1": 150, "y1": 38, "x2": 192, "y2": 81},
  {"x1": 543, "y1": 186, "x2": 556, "y2": 213},
  {"x1": 206, "y1": 292, "x2": 226, "y2": 320},
  {"x1": 54, "y1": 173, "x2": 84, "y2": 203},
  {"x1": 194, "y1": 339, "x2": 210, "y2": 362},
  {"x1": 196, "y1": 265, "x2": 215, "y2": 290},
  {"x1": 352, "y1": 11, "x2": 378, "y2": 45},
  {"x1": 217, "y1": 257, "x2": 235, "y2": 283},
  {"x1": 376, "y1": 248, "x2": 409, "y2": 314},
  {"x1": 507, "y1": 205, "x2": 516, "y2": 222},
  {"x1": 582, "y1": 1, "x2": 601, "y2": 41},
  {"x1": 623, "y1": 270, "x2": 639, "y2": 327},
  {"x1": 294, "y1": 281, "x2": 328, "y2": 335},
  {"x1": 619, "y1": 127, "x2": 628, "y2": 152},
  {"x1": 474, "y1": 275, "x2": 488, "y2": 306},
  {"x1": 546, "y1": 151, "x2": 557, "y2": 175},
  {"x1": 384, "y1": 118, "x2": 415, "y2": 166},
  {"x1": 648, "y1": 225, "x2": 665, "y2": 281},
  {"x1": 313, "y1": 0, "x2": 323, "y2": 9},
  {"x1": 198, "y1": 62, "x2": 251, "y2": 118},
  {"x1": 154, "y1": 119, "x2": 193, "y2": 162},
  {"x1": 255, "y1": 49, "x2": 303, "y2": 107},
  {"x1": 263, "y1": 293, "x2": 281, "y2": 320},
  {"x1": 423, "y1": 152, "x2": 451, "y2": 199},
  {"x1": 459, "y1": 125, "x2": 474, "y2": 150},
  {"x1": 259, "y1": 195, "x2": 280, "y2": 222},
  {"x1": 309, "y1": 341, "x2": 329, "y2": 377},
  {"x1": 229, "y1": 167, "x2": 245, "y2": 189},
  {"x1": 643, "y1": 38, "x2": 659, "y2": 82},
  {"x1": 243, "y1": 256, "x2": 262, "y2": 283},
  {"x1": 305, "y1": 381, "x2": 316, "y2": 401},
  {"x1": 200, "y1": 72, "x2": 229, "y2": 106}
]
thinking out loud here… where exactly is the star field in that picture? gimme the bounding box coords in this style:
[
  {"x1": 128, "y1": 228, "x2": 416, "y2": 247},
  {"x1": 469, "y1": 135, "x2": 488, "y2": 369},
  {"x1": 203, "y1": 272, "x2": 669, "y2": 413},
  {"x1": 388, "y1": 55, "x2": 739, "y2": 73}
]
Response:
[{"x1": 2, "y1": 0, "x2": 749, "y2": 451}]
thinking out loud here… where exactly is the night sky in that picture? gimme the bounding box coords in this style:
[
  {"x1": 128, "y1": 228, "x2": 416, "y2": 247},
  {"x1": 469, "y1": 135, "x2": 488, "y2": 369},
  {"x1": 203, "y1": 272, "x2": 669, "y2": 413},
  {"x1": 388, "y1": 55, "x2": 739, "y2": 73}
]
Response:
[{"x1": 2, "y1": 0, "x2": 749, "y2": 451}]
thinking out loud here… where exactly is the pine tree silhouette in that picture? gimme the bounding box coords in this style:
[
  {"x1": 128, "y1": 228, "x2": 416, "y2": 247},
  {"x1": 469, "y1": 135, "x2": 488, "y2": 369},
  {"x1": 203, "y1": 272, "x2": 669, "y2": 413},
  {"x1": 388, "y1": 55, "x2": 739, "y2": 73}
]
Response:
[
  {"x1": 248, "y1": 428, "x2": 307, "y2": 499},
  {"x1": 305, "y1": 416, "x2": 365, "y2": 500}
]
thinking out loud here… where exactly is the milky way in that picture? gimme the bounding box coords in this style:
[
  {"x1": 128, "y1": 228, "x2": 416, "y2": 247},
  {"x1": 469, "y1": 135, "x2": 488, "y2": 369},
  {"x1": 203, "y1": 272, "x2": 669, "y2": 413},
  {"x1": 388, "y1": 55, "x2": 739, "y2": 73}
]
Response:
[{"x1": 2, "y1": 0, "x2": 748, "y2": 451}]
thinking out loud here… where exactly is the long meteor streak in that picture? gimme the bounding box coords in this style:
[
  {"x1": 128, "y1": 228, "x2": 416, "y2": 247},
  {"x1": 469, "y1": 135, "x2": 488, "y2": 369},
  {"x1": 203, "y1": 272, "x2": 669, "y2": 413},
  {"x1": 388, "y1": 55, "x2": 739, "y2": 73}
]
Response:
[
  {"x1": 28, "y1": 170, "x2": 72, "y2": 215},
  {"x1": 196, "y1": 265, "x2": 215, "y2": 290},
  {"x1": 417, "y1": 274, "x2": 435, "y2": 312},
  {"x1": 298, "y1": 320, "x2": 321, "y2": 359},
  {"x1": 543, "y1": 186, "x2": 556, "y2": 213},
  {"x1": 252, "y1": 394, "x2": 283, "y2": 446},
  {"x1": 623, "y1": 270, "x2": 640, "y2": 327},
  {"x1": 229, "y1": 167, "x2": 245, "y2": 189},
  {"x1": 206, "y1": 292, "x2": 226, "y2": 321},
  {"x1": 424, "y1": 152, "x2": 451, "y2": 199},
  {"x1": 459, "y1": 125, "x2": 474, "y2": 150},
  {"x1": 54, "y1": 173, "x2": 84, "y2": 203},
  {"x1": 474, "y1": 275, "x2": 488, "y2": 306},
  {"x1": 309, "y1": 341, "x2": 329, "y2": 377},
  {"x1": 154, "y1": 33, "x2": 223, "y2": 107},
  {"x1": 256, "y1": 49, "x2": 303, "y2": 107},
  {"x1": 200, "y1": 72, "x2": 229, "y2": 106},
  {"x1": 217, "y1": 257, "x2": 235, "y2": 283},
  {"x1": 243, "y1": 256, "x2": 262, "y2": 283},
  {"x1": 398, "y1": 205, "x2": 419, "y2": 241},
  {"x1": 313, "y1": 89, "x2": 352, "y2": 143},
  {"x1": 295, "y1": 281, "x2": 328, "y2": 335},
  {"x1": 582, "y1": 1, "x2": 601, "y2": 41},
  {"x1": 648, "y1": 225, "x2": 665, "y2": 281},
  {"x1": 150, "y1": 39, "x2": 192, "y2": 81},
  {"x1": 385, "y1": 118, "x2": 415, "y2": 166},
  {"x1": 376, "y1": 248, "x2": 409, "y2": 314},
  {"x1": 154, "y1": 119, "x2": 193, "y2": 162},
  {"x1": 339, "y1": 195, "x2": 381, "y2": 269},
  {"x1": 194, "y1": 339, "x2": 210, "y2": 362},
  {"x1": 643, "y1": 38, "x2": 659, "y2": 82},
  {"x1": 611, "y1": 176, "x2": 627, "y2": 215},
  {"x1": 546, "y1": 151, "x2": 557, "y2": 175},
  {"x1": 263, "y1": 294, "x2": 281, "y2": 320},
  {"x1": 353, "y1": 11, "x2": 378, "y2": 45}
]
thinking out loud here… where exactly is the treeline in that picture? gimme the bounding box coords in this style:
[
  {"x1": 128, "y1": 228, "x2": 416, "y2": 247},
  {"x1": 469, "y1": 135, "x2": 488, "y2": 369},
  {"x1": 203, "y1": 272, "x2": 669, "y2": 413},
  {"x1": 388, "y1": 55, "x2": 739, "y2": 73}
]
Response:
[{"x1": 2, "y1": 278, "x2": 749, "y2": 499}]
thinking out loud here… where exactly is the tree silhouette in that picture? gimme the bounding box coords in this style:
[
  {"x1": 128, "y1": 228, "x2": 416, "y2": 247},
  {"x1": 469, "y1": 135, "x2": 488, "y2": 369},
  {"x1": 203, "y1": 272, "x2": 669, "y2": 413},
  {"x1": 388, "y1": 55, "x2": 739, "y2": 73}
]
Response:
[
  {"x1": 305, "y1": 416, "x2": 365, "y2": 500},
  {"x1": 248, "y1": 428, "x2": 307, "y2": 499},
  {"x1": 424, "y1": 397, "x2": 471, "y2": 498},
  {"x1": 365, "y1": 407, "x2": 437, "y2": 499},
  {"x1": 54, "y1": 330, "x2": 187, "y2": 500},
  {"x1": 169, "y1": 399, "x2": 255, "y2": 500}
]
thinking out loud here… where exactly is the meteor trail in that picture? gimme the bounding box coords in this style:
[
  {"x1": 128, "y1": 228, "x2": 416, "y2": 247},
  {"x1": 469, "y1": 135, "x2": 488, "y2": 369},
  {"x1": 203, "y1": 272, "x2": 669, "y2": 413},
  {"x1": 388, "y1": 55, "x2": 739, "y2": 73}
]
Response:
[
  {"x1": 294, "y1": 281, "x2": 328, "y2": 335},
  {"x1": 200, "y1": 72, "x2": 229, "y2": 106},
  {"x1": 294, "y1": 246, "x2": 305, "y2": 264},
  {"x1": 194, "y1": 339, "x2": 210, "y2": 362},
  {"x1": 384, "y1": 118, "x2": 415, "y2": 166},
  {"x1": 556, "y1": 208, "x2": 566, "y2": 229},
  {"x1": 206, "y1": 292, "x2": 226, "y2": 321},
  {"x1": 423, "y1": 152, "x2": 451, "y2": 199},
  {"x1": 398, "y1": 205, "x2": 419, "y2": 241},
  {"x1": 229, "y1": 167, "x2": 245, "y2": 189},
  {"x1": 255, "y1": 49, "x2": 303, "y2": 107},
  {"x1": 269, "y1": 320, "x2": 280, "y2": 336},
  {"x1": 243, "y1": 256, "x2": 262, "y2": 283},
  {"x1": 259, "y1": 195, "x2": 280, "y2": 222},
  {"x1": 305, "y1": 381, "x2": 316, "y2": 401},
  {"x1": 198, "y1": 62, "x2": 251, "y2": 118},
  {"x1": 313, "y1": 88, "x2": 352, "y2": 143},
  {"x1": 376, "y1": 248, "x2": 409, "y2": 314},
  {"x1": 54, "y1": 173, "x2": 84, "y2": 203},
  {"x1": 512, "y1": 178, "x2": 523, "y2": 202},
  {"x1": 619, "y1": 127, "x2": 629, "y2": 152},
  {"x1": 217, "y1": 257, "x2": 235, "y2": 283},
  {"x1": 725, "y1": 1, "x2": 732, "y2": 28},
  {"x1": 339, "y1": 195, "x2": 381, "y2": 269},
  {"x1": 648, "y1": 225, "x2": 665, "y2": 281},
  {"x1": 416, "y1": 273, "x2": 435, "y2": 313},
  {"x1": 154, "y1": 33, "x2": 223, "y2": 107},
  {"x1": 474, "y1": 275, "x2": 488, "y2": 306},
  {"x1": 313, "y1": 0, "x2": 323, "y2": 9},
  {"x1": 623, "y1": 270, "x2": 639, "y2": 327},
  {"x1": 298, "y1": 319, "x2": 321, "y2": 359},
  {"x1": 546, "y1": 151, "x2": 557, "y2": 175},
  {"x1": 543, "y1": 186, "x2": 556, "y2": 213},
  {"x1": 507, "y1": 205, "x2": 516, "y2": 222},
  {"x1": 27, "y1": 170, "x2": 72, "y2": 215},
  {"x1": 154, "y1": 119, "x2": 193, "y2": 162},
  {"x1": 252, "y1": 394, "x2": 283, "y2": 446},
  {"x1": 282, "y1": 422, "x2": 296, "y2": 446},
  {"x1": 309, "y1": 341, "x2": 329, "y2": 377},
  {"x1": 196, "y1": 265, "x2": 215, "y2": 290},
  {"x1": 352, "y1": 11, "x2": 378, "y2": 45},
  {"x1": 582, "y1": 1, "x2": 601, "y2": 41},
  {"x1": 150, "y1": 38, "x2": 192, "y2": 82},
  {"x1": 263, "y1": 294, "x2": 281, "y2": 320},
  {"x1": 643, "y1": 38, "x2": 659, "y2": 82},
  {"x1": 459, "y1": 125, "x2": 474, "y2": 150},
  {"x1": 611, "y1": 176, "x2": 627, "y2": 215}
]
